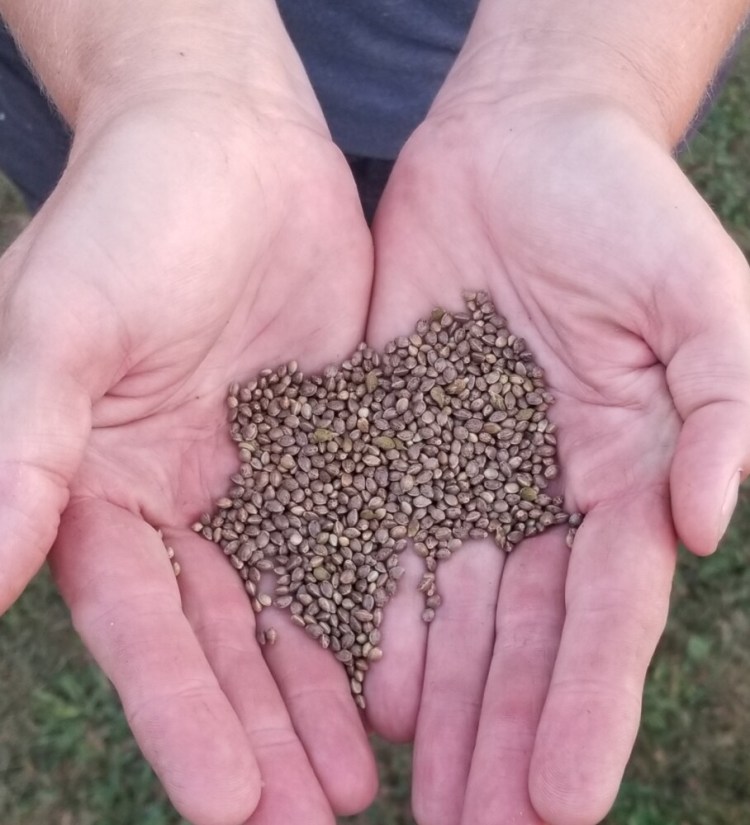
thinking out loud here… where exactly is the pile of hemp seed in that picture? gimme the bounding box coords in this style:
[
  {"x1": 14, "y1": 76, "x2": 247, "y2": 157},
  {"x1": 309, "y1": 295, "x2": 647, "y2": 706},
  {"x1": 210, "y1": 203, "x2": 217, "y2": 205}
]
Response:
[{"x1": 192, "y1": 292, "x2": 581, "y2": 708}]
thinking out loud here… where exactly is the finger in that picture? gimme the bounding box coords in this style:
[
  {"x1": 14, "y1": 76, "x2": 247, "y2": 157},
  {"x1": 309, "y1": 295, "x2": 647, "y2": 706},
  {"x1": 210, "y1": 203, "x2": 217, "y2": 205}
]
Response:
[
  {"x1": 650, "y1": 227, "x2": 750, "y2": 554},
  {"x1": 51, "y1": 499, "x2": 260, "y2": 825},
  {"x1": 460, "y1": 531, "x2": 567, "y2": 825},
  {"x1": 411, "y1": 542, "x2": 504, "y2": 825},
  {"x1": 364, "y1": 550, "x2": 428, "y2": 741},
  {"x1": 0, "y1": 355, "x2": 91, "y2": 611},
  {"x1": 253, "y1": 589, "x2": 378, "y2": 815},
  {"x1": 173, "y1": 532, "x2": 346, "y2": 824},
  {"x1": 529, "y1": 494, "x2": 676, "y2": 825},
  {"x1": 669, "y1": 342, "x2": 750, "y2": 553}
]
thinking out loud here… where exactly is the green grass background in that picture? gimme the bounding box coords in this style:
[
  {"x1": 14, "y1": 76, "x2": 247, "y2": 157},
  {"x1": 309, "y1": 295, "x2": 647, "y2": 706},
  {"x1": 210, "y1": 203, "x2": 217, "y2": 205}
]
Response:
[{"x1": 1, "y1": 43, "x2": 749, "y2": 825}]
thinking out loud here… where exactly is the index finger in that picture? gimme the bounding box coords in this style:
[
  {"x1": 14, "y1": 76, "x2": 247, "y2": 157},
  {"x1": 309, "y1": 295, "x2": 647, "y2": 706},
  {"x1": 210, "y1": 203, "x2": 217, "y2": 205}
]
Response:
[{"x1": 0, "y1": 355, "x2": 91, "y2": 611}]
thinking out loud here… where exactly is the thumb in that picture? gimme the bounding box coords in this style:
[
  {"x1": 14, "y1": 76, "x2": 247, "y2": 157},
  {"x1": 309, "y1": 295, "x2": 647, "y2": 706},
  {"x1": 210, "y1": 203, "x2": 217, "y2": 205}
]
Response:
[
  {"x1": 0, "y1": 349, "x2": 93, "y2": 611},
  {"x1": 656, "y1": 233, "x2": 750, "y2": 555},
  {"x1": 0, "y1": 241, "x2": 122, "y2": 613}
]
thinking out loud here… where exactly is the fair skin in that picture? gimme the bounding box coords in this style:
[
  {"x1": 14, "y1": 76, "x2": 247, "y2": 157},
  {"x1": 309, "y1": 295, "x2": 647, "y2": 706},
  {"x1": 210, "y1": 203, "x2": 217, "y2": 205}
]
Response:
[
  {"x1": 1, "y1": 2, "x2": 749, "y2": 825},
  {"x1": 367, "y1": 3, "x2": 750, "y2": 824},
  {"x1": 0, "y1": 2, "x2": 378, "y2": 823}
]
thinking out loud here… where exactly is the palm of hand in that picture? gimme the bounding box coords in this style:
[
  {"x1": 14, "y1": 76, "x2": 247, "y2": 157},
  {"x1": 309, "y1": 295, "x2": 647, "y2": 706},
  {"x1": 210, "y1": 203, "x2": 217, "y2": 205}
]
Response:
[
  {"x1": 366, "y1": 104, "x2": 750, "y2": 824},
  {"x1": 1, "y1": 101, "x2": 377, "y2": 824}
]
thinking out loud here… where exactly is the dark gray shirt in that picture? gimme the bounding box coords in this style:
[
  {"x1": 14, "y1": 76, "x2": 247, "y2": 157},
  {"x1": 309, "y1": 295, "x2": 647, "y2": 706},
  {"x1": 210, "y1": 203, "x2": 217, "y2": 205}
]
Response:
[{"x1": 277, "y1": 1, "x2": 478, "y2": 160}]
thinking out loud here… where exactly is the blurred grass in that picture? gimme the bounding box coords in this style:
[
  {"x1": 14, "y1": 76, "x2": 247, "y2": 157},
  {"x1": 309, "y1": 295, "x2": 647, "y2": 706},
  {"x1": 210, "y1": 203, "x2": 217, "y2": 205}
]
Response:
[{"x1": 1, "y1": 39, "x2": 749, "y2": 825}]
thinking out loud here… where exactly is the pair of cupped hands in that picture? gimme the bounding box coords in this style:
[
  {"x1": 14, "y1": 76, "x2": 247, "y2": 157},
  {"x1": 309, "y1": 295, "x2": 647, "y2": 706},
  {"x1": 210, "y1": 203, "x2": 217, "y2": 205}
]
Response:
[{"x1": 1, "y1": 47, "x2": 749, "y2": 825}]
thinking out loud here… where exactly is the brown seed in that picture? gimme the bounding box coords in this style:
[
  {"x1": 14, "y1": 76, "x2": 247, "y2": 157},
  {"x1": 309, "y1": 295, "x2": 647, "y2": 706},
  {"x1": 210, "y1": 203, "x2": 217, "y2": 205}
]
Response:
[
  {"x1": 279, "y1": 454, "x2": 296, "y2": 471},
  {"x1": 206, "y1": 293, "x2": 575, "y2": 707},
  {"x1": 520, "y1": 487, "x2": 538, "y2": 502},
  {"x1": 367, "y1": 646, "x2": 383, "y2": 662},
  {"x1": 430, "y1": 386, "x2": 446, "y2": 407},
  {"x1": 265, "y1": 627, "x2": 278, "y2": 645}
]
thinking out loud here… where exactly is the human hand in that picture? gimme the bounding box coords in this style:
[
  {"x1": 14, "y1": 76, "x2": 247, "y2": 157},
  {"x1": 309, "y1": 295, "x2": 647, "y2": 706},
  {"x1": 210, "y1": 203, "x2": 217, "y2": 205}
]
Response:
[
  {"x1": 364, "y1": 95, "x2": 750, "y2": 824},
  {"x1": 0, "y1": 43, "x2": 377, "y2": 825}
]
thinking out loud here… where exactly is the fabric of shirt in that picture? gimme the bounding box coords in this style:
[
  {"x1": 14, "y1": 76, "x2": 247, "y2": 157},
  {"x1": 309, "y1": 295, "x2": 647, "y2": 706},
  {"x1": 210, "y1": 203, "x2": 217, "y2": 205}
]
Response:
[{"x1": 277, "y1": 0, "x2": 478, "y2": 160}]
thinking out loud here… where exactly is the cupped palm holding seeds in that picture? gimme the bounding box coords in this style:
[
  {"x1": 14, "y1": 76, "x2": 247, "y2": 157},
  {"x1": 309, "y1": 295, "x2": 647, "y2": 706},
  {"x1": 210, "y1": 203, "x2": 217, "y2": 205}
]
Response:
[
  {"x1": 0, "y1": 66, "x2": 380, "y2": 825},
  {"x1": 361, "y1": 92, "x2": 750, "y2": 825},
  {"x1": 199, "y1": 293, "x2": 581, "y2": 705}
]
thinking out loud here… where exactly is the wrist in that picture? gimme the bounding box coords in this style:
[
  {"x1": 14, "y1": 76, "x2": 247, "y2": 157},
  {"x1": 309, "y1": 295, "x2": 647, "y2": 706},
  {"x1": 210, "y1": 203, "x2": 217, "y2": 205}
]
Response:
[
  {"x1": 431, "y1": 28, "x2": 675, "y2": 148},
  {"x1": 78, "y1": 9, "x2": 294, "y2": 122},
  {"x1": 433, "y1": 0, "x2": 750, "y2": 151},
  {"x1": 1, "y1": 0, "x2": 321, "y2": 133}
]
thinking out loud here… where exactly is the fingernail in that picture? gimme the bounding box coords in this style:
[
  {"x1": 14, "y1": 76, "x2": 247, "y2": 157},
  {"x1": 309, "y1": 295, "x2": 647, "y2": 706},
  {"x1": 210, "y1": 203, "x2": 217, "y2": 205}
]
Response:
[{"x1": 717, "y1": 471, "x2": 741, "y2": 544}]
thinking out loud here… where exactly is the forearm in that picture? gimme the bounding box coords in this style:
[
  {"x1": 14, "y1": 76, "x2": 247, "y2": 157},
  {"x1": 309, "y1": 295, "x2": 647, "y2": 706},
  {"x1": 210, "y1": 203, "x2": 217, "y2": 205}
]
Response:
[
  {"x1": 0, "y1": 0, "x2": 303, "y2": 125},
  {"x1": 439, "y1": 0, "x2": 749, "y2": 145}
]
